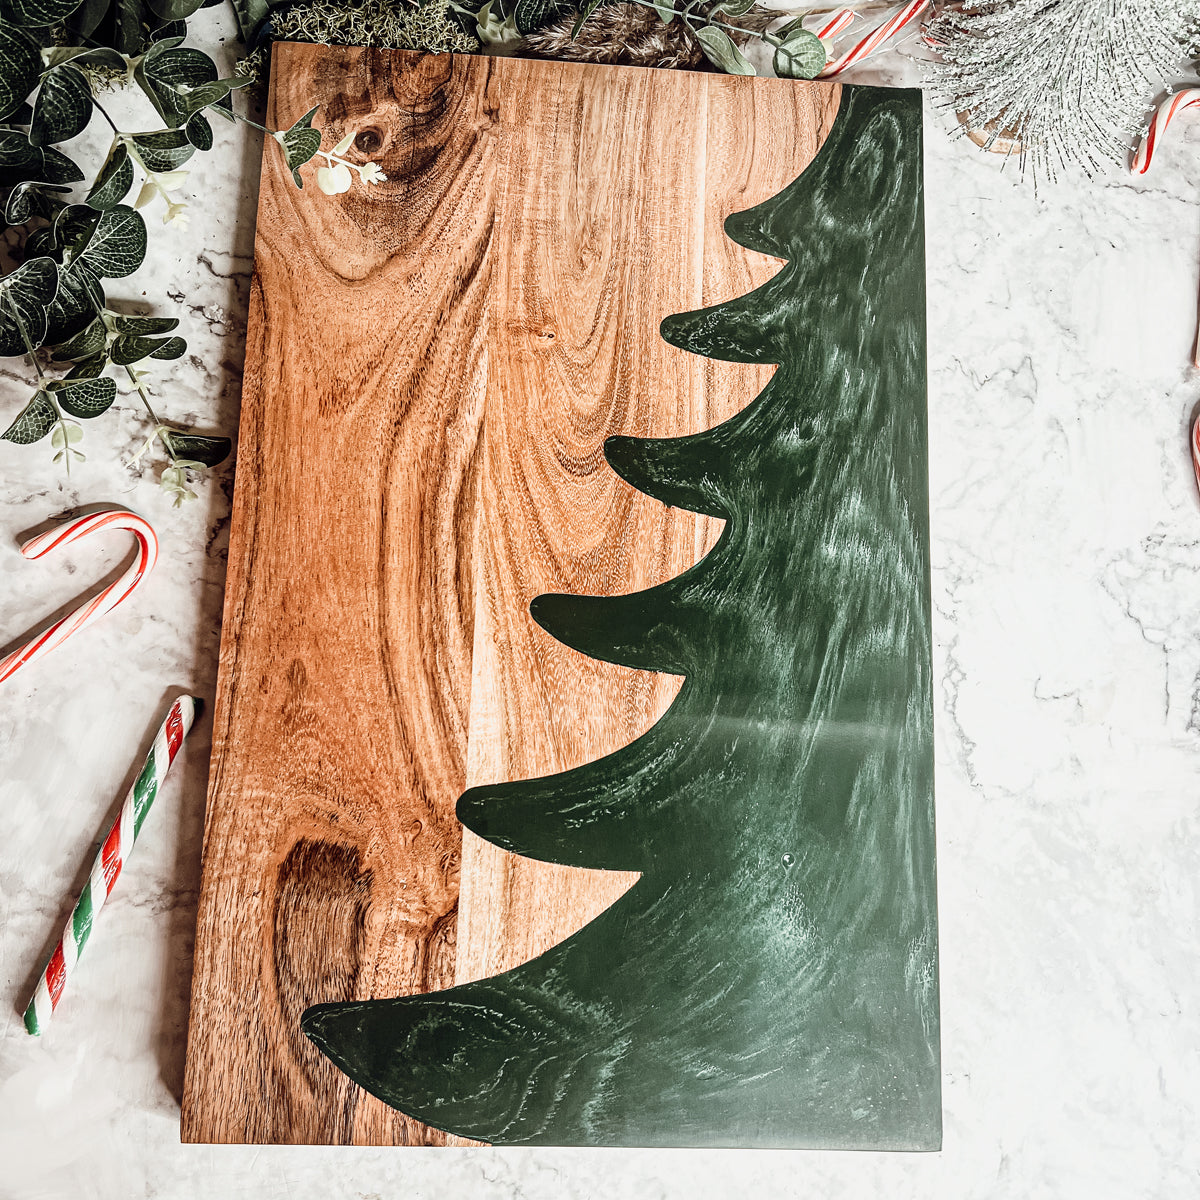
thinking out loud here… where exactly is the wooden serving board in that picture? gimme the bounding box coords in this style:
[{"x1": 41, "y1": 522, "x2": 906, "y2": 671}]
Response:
[{"x1": 181, "y1": 44, "x2": 840, "y2": 1145}]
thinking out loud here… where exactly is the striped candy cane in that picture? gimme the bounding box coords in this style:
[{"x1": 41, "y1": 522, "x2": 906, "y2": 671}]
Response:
[
  {"x1": 1133, "y1": 88, "x2": 1200, "y2": 366},
  {"x1": 24, "y1": 696, "x2": 200, "y2": 1035},
  {"x1": 1133, "y1": 87, "x2": 1200, "y2": 175},
  {"x1": 814, "y1": 7, "x2": 856, "y2": 41},
  {"x1": 1191, "y1": 415, "x2": 1200, "y2": 499},
  {"x1": 0, "y1": 508, "x2": 158, "y2": 685},
  {"x1": 819, "y1": 0, "x2": 929, "y2": 77}
]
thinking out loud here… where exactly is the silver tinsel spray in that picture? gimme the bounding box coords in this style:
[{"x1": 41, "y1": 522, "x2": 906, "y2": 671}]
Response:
[{"x1": 928, "y1": 0, "x2": 1200, "y2": 176}]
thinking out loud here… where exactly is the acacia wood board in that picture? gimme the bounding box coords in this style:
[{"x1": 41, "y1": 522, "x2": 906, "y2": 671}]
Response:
[{"x1": 181, "y1": 43, "x2": 840, "y2": 1145}]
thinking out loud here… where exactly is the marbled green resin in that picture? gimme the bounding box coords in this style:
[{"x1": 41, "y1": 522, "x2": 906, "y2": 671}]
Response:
[{"x1": 303, "y1": 85, "x2": 940, "y2": 1149}]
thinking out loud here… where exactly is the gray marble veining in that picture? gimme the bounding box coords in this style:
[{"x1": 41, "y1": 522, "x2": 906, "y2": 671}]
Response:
[{"x1": 1, "y1": 15, "x2": 1198, "y2": 1197}]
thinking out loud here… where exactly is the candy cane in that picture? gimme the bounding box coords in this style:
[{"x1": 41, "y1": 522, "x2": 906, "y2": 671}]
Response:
[
  {"x1": 1132, "y1": 87, "x2": 1200, "y2": 175},
  {"x1": 0, "y1": 508, "x2": 158, "y2": 685},
  {"x1": 24, "y1": 696, "x2": 200, "y2": 1035},
  {"x1": 1192, "y1": 414, "x2": 1200, "y2": 499},
  {"x1": 1133, "y1": 88, "x2": 1200, "y2": 366},
  {"x1": 819, "y1": 0, "x2": 929, "y2": 78},
  {"x1": 814, "y1": 8, "x2": 856, "y2": 41}
]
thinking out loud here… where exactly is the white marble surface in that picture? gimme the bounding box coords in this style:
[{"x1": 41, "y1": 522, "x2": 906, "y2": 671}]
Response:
[{"x1": 2, "y1": 19, "x2": 1199, "y2": 1199}]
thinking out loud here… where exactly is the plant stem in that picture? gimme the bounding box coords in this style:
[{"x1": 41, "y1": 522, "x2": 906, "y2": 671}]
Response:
[
  {"x1": 0, "y1": 287, "x2": 50, "y2": 387},
  {"x1": 90, "y1": 300, "x2": 180, "y2": 461},
  {"x1": 92, "y1": 100, "x2": 120, "y2": 133}
]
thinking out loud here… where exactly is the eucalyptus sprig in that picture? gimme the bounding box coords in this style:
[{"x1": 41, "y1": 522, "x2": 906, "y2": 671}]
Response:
[{"x1": 0, "y1": 1, "x2": 386, "y2": 503}]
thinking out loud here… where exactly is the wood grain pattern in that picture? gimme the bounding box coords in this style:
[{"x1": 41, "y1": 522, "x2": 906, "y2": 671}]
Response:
[
  {"x1": 181, "y1": 45, "x2": 498, "y2": 1145},
  {"x1": 457, "y1": 66, "x2": 840, "y2": 985},
  {"x1": 183, "y1": 45, "x2": 841, "y2": 1144}
]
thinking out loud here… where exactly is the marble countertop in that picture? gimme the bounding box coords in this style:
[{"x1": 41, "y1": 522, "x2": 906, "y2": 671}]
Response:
[{"x1": 2, "y1": 17, "x2": 1198, "y2": 1199}]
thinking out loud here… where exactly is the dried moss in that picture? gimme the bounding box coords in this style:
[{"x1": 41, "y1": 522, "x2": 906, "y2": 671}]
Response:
[{"x1": 271, "y1": 0, "x2": 479, "y2": 52}]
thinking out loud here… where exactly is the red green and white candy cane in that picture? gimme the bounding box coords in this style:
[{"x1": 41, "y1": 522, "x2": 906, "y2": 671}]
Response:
[{"x1": 24, "y1": 696, "x2": 200, "y2": 1035}]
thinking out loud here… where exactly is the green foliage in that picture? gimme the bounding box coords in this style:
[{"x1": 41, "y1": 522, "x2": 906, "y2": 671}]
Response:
[
  {"x1": 48, "y1": 374, "x2": 117, "y2": 417},
  {"x1": 0, "y1": 25, "x2": 41, "y2": 120},
  {"x1": 0, "y1": 257, "x2": 59, "y2": 355},
  {"x1": 772, "y1": 28, "x2": 825, "y2": 80},
  {"x1": 0, "y1": 9, "x2": 337, "y2": 496},
  {"x1": 87, "y1": 141, "x2": 134, "y2": 209},
  {"x1": 513, "y1": 0, "x2": 570, "y2": 36},
  {"x1": 695, "y1": 25, "x2": 754, "y2": 74},
  {"x1": 276, "y1": 106, "x2": 321, "y2": 187},
  {"x1": 3, "y1": 0, "x2": 88, "y2": 27},
  {"x1": 30, "y1": 65, "x2": 94, "y2": 147},
  {"x1": 2, "y1": 391, "x2": 57, "y2": 444},
  {"x1": 131, "y1": 128, "x2": 196, "y2": 170}
]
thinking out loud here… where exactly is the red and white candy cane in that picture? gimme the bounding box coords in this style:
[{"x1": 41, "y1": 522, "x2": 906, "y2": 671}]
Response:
[
  {"x1": 0, "y1": 508, "x2": 159, "y2": 685},
  {"x1": 819, "y1": 0, "x2": 929, "y2": 78},
  {"x1": 1191, "y1": 415, "x2": 1200, "y2": 499},
  {"x1": 814, "y1": 7, "x2": 856, "y2": 42},
  {"x1": 1132, "y1": 87, "x2": 1200, "y2": 175},
  {"x1": 1133, "y1": 88, "x2": 1200, "y2": 367}
]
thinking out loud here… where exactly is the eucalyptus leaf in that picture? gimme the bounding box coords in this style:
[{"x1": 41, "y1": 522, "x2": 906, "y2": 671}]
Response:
[
  {"x1": 1, "y1": 0, "x2": 87, "y2": 29},
  {"x1": 24, "y1": 227, "x2": 55, "y2": 257},
  {"x1": 772, "y1": 29, "x2": 827, "y2": 80},
  {"x1": 513, "y1": 0, "x2": 572, "y2": 34},
  {"x1": 161, "y1": 430, "x2": 230, "y2": 466},
  {"x1": 5, "y1": 180, "x2": 70, "y2": 224},
  {"x1": 1, "y1": 391, "x2": 58, "y2": 445},
  {"x1": 148, "y1": 334, "x2": 185, "y2": 359},
  {"x1": 2, "y1": 101, "x2": 35, "y2": 127},
  {"x1": 652, "y1": 0, "x2": 675, "y2": 20},
  {"x1": 43, "y1": 265, "x2": 103, "y2": 344},
  {"x1": 710, "y1": 0, "x2": 755, "y2": 15},
  {"x1": 112, "y1": 314, "x2": 178, "y2": 335},
  {"x1": 51, "y1": 315, "x2": 106, "y2": 359},
  {"x1": 277, "y1": 106, "x2": 321, "y2": 186},
  {"x1": 182, "y1": 76, "x2": 249, "y2": 114},
  {"x1": 0, "y1": 129, "x2": 42, "y2": 186},
  {"x1": 39, "y1": 144, "x2": 85, "y2": 184},
  {"x1": 695, "y1": 26, "x2": 756, "y2": 75},
  {"x1": 109, "y1": 333, "x2": 174, "y2": 360},
  {"x1": 0, "y1": 257, "x2": 60, "y2": 355},
  {"x1": 48, "y1": 374, "x2": 117, "y2": 417},
  {"x1": 0, "y1": 133, "x2": 86, "y2": 187},
  {"x1": 131, "y1": 128, "x2": 195, "y2": 171},
  {"x1": 136, "y1": 44, "x2": 217, "y2": 127},
  {"x1": 54, "y1": 202, "x2": 101, "y2": 259},
  {"x1": 30, "y1": 65, "x2": 94, "y2": 147},
  {"x1": 87, "y1": 141, "x2": 134, "y2": 209},
  {"x1": 184, "y1": 110, "x2": 212, "y2": 149},
  {"x1": 43, "y1": 44, "x2": 127, "y2": 70},
  {"x1": 79, "y1": 204, "x2": 146, "y2": 277},
  {"x1": 0, "y1": 25, "x2": 42, "y2": 122},
  {"x1": 64, "y1": 353, "x2": 106, "y2": 378}
]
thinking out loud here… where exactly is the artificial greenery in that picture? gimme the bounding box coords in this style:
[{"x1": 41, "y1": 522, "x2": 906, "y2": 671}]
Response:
[{"x1": 0, "y1": 0, "x2": 375, "y2": 501}]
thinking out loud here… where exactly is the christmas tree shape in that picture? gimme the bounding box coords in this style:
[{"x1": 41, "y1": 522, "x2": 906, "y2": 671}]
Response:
[{"x1": 303, "y1": 84, "x2": 939, "y2": 1150}]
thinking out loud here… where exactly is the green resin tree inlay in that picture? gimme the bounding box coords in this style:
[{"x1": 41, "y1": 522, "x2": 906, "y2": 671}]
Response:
[{"x1": 303, "y1": 84, "x2": 940, "y2": 1150}]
